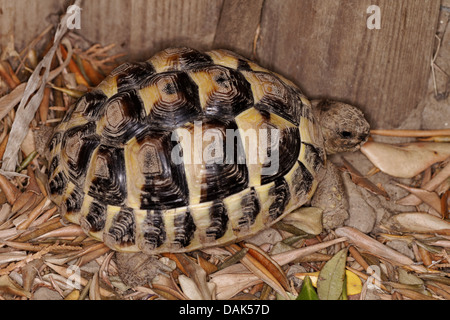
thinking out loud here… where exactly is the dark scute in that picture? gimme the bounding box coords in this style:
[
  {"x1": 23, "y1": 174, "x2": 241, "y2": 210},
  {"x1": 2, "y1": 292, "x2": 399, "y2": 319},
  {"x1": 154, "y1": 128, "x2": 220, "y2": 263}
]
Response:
[
  {"x1": 85, "y1": 201, "x2": 106, "y2": 232},
  {"x1": 268, "y1": 178, "x2": 291, "y2": 220},
  {"x1": 100, "y1": 90, "x2": 146, "y2": 144},
  {"x1": 88, "y1": 146, "x2": 127, "y2": 206},
  {"x1": 238, "y1": 187, "x2": 261, "y2": 228},
  {"x1": 174, "y1": 209, "x2": 196, "y2": 247},
  {"x1": 107, "y1": 207, "x2": 136, "y2": 245},
  {"x1": 142, "y1": 210, "x2": 167, "y2": 250},
  {"x1": 201, "y1": 163, "x2": 248, "y2": 203},
  {"x1": 65, "y1": 187, "x2": 84, "y2": 214},
  {"x1": 200, "y1": 119, "x2": 249, "y2": 202},
  {"x1": 137, "y1": 130, "x2": 189, "y2": 210},
  {"x1": 302, "y1": 142, "x2": 325, "y2": 172},
  {"x1": 199, "y1": 66, "x2": 254, "y2": 118},
  {"x1": 261, "y1": 127, "x2": 301, "y2": 185},
  {"x1": 47, "y1": 132, "x2": 62, "y2": 153},
  {"x1": 252, "y1": 72, "x2": 306, "y2": 126},
  {"x1": 73, "y1": 90, "x2": 108, "y2": 120},
  {"x1": 237, "y1": 59, "x2": 252, "y2": 71},
  {"x1": 144, "y1": 72, "x2": 202, "y2": 130},
  {"x1": 292, "y1": 161, "x2": 314, "y2": 199},
  {"x1": 62, "y1": 123, "x2": 100, "y2": 182},
  {"x1": 258, "y1": 109, "x2": 271, "y2": 120},
  {"x1": 170, "y1": 48, "x2": 214, "y2": 70},
  {"x1": 48, "y1": 156, "x2": 59, "y2": 179},
  {"x1": 207, "y1": 200, "x2": 229, "y2": 240},
  {"x1": 49, "y1": 171, "x2": 68, "y2": 196},
  {"x1": 113, "y1": 62, "x2": 155, "y2": 91}
]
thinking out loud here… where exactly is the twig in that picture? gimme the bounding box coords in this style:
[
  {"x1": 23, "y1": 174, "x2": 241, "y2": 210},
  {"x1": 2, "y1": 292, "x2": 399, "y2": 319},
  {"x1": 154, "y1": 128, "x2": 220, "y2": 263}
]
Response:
[{"x1": 370, "y1": 129, "x2": 450, "y2": 137}]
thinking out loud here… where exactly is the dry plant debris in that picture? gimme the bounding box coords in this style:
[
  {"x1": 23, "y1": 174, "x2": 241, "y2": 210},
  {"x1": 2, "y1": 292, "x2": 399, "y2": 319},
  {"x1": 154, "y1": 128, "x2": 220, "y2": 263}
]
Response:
[{"x1": 0, "y1": 18, "x2": 449, "y2": 302}]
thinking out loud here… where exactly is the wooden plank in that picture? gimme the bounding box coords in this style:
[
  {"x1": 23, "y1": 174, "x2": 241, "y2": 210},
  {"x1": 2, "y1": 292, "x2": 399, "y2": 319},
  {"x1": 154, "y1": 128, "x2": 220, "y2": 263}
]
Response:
[
  {"x1": 254, "y1": 0, "x2": 441, "y2": 128},
  {"x1": 0, "y1": 0, "x2": 441, "y2": 128},
  {"x1": 0, "y1": 0, "x2": 224, "y2": 61},
  {"x1": 81, "y1": 0, "x2": 224, "y2": 60},
  {"x1": 213, "y1": 0, "x2": 264, "y2": 58},
  {"x1": 0, "y1": 0, "x2": 65, "y2": 51}
]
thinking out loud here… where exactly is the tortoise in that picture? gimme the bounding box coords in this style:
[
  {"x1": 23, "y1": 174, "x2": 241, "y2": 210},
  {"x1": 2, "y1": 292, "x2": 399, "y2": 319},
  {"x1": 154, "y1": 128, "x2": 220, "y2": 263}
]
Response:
[{"x1": 46, "y1": 47, "x2": 370, "y2": 258}]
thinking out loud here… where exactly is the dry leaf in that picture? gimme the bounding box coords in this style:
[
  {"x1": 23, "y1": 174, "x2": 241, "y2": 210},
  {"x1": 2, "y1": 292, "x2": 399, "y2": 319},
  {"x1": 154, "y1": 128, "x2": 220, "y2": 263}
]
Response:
[
  {"x1": 394, "y1": 288, "x2": 437, "y2": 300},
  {"x1": 12, "y1": 169, "x2": 43, "y2": 214},
  {"x1": 396, "y1": 183, "x2": 442, "y2": 213},
  {"x1": 228, "y1": 244, "x2": 289, "y2": 299},
  {"x1": 281, "y1": 207, "x2": 323, "y2": 235},
  {"x1": 64, "y1": 289, "x2": 80, "y2": 300},
  {"x1": 174, "y1": 253, "x2": 213, "y2": 300},
  {"x1": 341, "y1": 158, "x2": 390, "y2": 200},
  {"x1": 244, "y1": 243, "x2": 290, "y2": 291},
  {"x1": 0, "y1": 274, "x2": 31, "y2": 298},
  {"x1": 0, "y1": 251, "x2": 26, "y2": 265},
  {"x1": 197, "y1": 255, "x2": 218, "y2": 275},
  {"x1": 45, "y1": 262, "x2": 114, "y2": 298},
  {"x1": 35, "y1": 224, "x2": 84, "y2": 239},
  {"x1": 398, "y1": 160, "x2": 450, "y2": 206},
  {"x1": 89, "y1": 272, "x2": 102, "y2": 300},
  {"x1": 0, "y1": 203, "x2": 12, "y2": 224},
  {"x1": 209, "y1": 272, "x2": 261, "y2": 300},
  {"x1": 17, "y1": 198, "x2": 52, "y2": 230},
  {"x1": 179, "y1": 275, "x2": 203, "y2": 300},
  {"x1": 151, "y1": 276, "x2": 188, "y2": 300},
  {"x1": 335, "y1": 227, "x2": 426, "y2": 273},
  {"x1": 386, "y1": 212, "x2": 450, "y2": 234},
  {"x1": 272, "y1": 237, "x2": 347, "y2": 266},
  {"x1": 178, "y1": 275, "x2": 215, "y2": 300},
  {"x1": 0, "y1": 174, "x2": 20, "y2": 204},
  {"x1": 361, "y1": 142, "x2": 450, "y2": 178}
]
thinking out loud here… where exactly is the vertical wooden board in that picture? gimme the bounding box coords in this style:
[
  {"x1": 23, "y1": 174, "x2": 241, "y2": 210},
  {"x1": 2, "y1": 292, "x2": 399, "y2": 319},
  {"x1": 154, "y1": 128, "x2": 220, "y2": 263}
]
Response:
[
  {"x1": 79, "y1": 0, "x2": 133, "y2": 52},
  {"x1": 0, "y1": 0, "x2": 224, "y2": 61},
  {"x1": 79, "y1": 0, "x2": 223, "y2": 61},
  {"x1": 0, "y1": 0, "x2": 66, "y2": 50},
  {"x1": 126, "y1": 0, "x2": 223, "y2": 60},
  {"x1": 213, "y1": 0, "x2": 264, "y2": 58},
  {"x1": 255, "y1": 0, "x2": 441, "y2": 128},
  {"x1": 1, "y1": 0, "x2": 441, "y2": 128}
]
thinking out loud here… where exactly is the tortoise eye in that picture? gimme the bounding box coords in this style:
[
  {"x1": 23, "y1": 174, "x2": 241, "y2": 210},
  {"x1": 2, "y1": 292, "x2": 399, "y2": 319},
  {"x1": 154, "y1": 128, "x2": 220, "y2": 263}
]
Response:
[{"x1": 340, "y1": 131, "x2": 353, "y2": 138}]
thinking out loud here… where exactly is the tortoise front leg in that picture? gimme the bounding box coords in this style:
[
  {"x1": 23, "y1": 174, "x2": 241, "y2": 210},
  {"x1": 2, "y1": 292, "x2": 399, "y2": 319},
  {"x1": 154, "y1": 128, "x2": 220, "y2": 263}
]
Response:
[{"x1": 311, "y1": 161, "x2": 349, "y2": 230}]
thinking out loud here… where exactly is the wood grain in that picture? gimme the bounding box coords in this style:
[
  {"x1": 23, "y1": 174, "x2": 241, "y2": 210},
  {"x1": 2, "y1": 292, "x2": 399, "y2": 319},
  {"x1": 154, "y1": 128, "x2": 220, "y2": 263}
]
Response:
[
  {"x1": 0, "y1": 0, "x2": 442, "y2": 128},
  {"x1": 0, "y1": 0, "x2": 65, "y2": 50},
  {"x1": 81, "y1": 0, "x2": 224, "y2": 60},
  {"x1": 213, "y1": 0, "x2": 264, "y2": 58},
  {"x1": 254, "y1": 0, "x2": 441, "y2": 128}
]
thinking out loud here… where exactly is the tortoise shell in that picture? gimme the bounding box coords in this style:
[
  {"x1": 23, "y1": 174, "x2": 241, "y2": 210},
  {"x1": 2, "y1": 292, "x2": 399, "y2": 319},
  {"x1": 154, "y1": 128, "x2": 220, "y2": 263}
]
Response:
[{"x1": 47, "y1": 47, "x2": 326, "y2": 254}]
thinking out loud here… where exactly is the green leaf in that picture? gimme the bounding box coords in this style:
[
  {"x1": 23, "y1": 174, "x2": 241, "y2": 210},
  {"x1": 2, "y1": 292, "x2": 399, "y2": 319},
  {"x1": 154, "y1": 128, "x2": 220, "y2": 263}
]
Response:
[
  {"x1": 296, "y1": 276, "x2": 319, "y2": 300},
  {"x1": 317, "y1": 248, "x2": 348, "y2": 300}
]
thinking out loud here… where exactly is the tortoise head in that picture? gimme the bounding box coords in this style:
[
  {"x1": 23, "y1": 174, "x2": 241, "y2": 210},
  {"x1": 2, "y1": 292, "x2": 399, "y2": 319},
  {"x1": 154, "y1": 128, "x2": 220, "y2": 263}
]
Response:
[{"x1": 312, "y1": 100, "x2": 370, "y2": 154}]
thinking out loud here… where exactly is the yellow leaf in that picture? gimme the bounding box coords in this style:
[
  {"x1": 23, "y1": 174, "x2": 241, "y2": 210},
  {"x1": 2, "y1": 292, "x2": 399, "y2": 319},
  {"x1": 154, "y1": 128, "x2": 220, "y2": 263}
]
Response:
[
  {"x1": 64, "y1": 289, "x2": 80, "y2": 300},
  {"x1": 345, "y1": 270, "x2": 362, "y2": 296}
]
